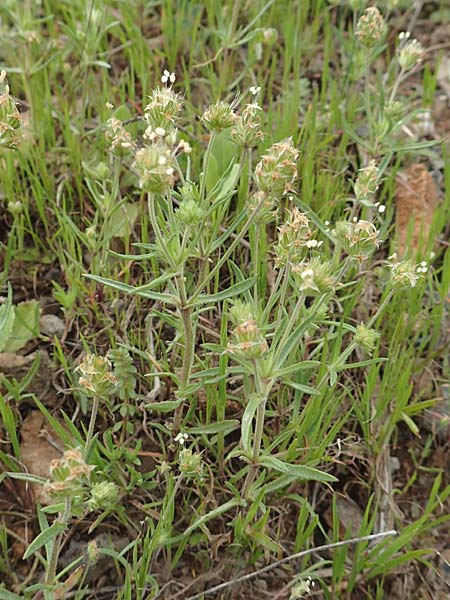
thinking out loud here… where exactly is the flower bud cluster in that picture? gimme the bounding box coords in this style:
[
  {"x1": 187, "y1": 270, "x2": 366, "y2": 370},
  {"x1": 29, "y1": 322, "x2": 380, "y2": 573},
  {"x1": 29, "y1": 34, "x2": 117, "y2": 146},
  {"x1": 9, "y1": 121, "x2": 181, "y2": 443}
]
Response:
[
  {"x1": 105, "y1": 117, "x2": 134, "y2": 155},
  {"x1": 274, "y1": 208, "x2": 314, "y2": 266},
  {"x1": 144, "y1": 85, "x2": 183, "y2": 138},
  {"x1": 132, "y1": 72, "x2": 187, "y2": 192},
  {"x1": 247, "y1": 190, "x2": 277, "y2": 224},
  {"x1": 353, "y1": 323, "x2": 380, "y2": 354},
  {"x1": 201, "y1": 100, "x2": 236, "y2": 132},
  {"x1": 397, "y1": 38, "x2": 424, "y2": 71},
  {"x1": 387, "y1": 254, "x2": 427, "y2": 288},
  {"x1": 75, "y1": 353, "x2": 118, "y2": 397},
  {"x1": 87, "y1": 481, "x2": 120, "y2": 511},
  {"x1": 43, "y1": 448, "x2": 94, "y2": 500},
  {"x1": 231, "y1": 102, "x2": 264, "y2": 148},
  {"x1": 254, "y1": 137, "x2": 299, "y2": 196},
  {"x1": 354, "y1": 160, "x2": 380, "y2": 205},
  {"x1": 291, "y1": 257, "x2": 335, "y2": 295},
  {"x1": 227, "y1": 301, "x2": 268, "y2": 360},
  {"x1": 178, "y1": 448, "x2": 203, "y2": 479},
  {"x1": 175, "y1": 197, "x2": 205, "y2": 227},
  {"x1": 355, "y1": 7, "x2": 386, "y2": 48},
  {"x1": 333, "y1": 218, "x2": 381, "y2": 261},
  {"x1": 133, "y1": 143, "x2": 176, "y2": 193},
  {"x1": 0, "y1": 70, "x2": 21, "y2": 149}
]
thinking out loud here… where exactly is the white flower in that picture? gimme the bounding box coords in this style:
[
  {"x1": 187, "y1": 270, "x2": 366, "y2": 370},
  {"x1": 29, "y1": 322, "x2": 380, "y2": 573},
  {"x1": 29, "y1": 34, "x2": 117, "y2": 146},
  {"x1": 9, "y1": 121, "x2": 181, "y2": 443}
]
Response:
[
  {"x1": 174, "y1": 432, "x2": 189, "y2": 445},
  {"x1": 161, "y1": 69, "x2": 176, "y2": 85},
  {"x1": 378, "y1": 204, "x2": 386, "y2": 213},
  {"x1": 105, "y1": 101, "x2": 114, "y2": 109},
  {"x1": 306, "y1": 239, "x2": 318, "y2": 248},
  {"x1": 249, "y1": 85, "x2": 261, "y2": 96},
  {"x1": 166, "y1": 167, "x2": 174, "y2": 175},
  {"x1": 301, "y1": 268, "x2": 314, "y2": 280},
  {"x1": 155, "y1": 126, "x2": 166, "y2": 137},
  {"x1": 158, "y1": 155, "x2": 167, "y2": 165},
  {"x1": 177, "y1": 139, "x2": 192, "y2": 154},
  {"x1": 398, "y1": 31, "x2": 411, "y2": 41}
]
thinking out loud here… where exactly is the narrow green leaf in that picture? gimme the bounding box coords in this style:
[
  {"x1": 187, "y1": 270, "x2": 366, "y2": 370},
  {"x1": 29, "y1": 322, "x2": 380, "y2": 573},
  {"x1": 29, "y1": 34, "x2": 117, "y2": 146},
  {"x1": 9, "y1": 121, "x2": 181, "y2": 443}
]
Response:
[
  {"x1": 0, "y1": 590, "x2": 23, "y2": 600},
  {"x1": 274, "y1": 361, "x2": 321, "y2": 378},
  {"x1": 284, "y1": 381, "x2": 321, "y2": 395},
  {"x1": 145, "y1": 399, "x2": 183, "y2": 413},
  {"x1": 84, "y1": 274, "x2": 177, "y2": 303},
  {"x1": 193, "y1": 277, "x2": 257, "y2": 305},
  {"x1": 184, "y1": 498, "x2": 243, "y2": 536},
  {"x1": 23, "y1": 521, "x2": 65, "y2": 559},
  {"x1": 259, "y1": 455, "x2": 289, "y2": 473},
  {"x1": 187, "y1": 420, "x2": 239, "y2": 435},
  {"x1": 5, "y1": 472, "x2": 47, "y2": 485},
  {"x1": 259, "y1": 456, "x2": 337, "y2": 483},
  {"x1": 241, "y1": 393, "x2": 262, "y2": 453},
  {"x1": 131, "y1": 271, "x2": 180, "y2": 293},
  {"x1": 246, "y1": 527, "x2": 283, "y2": 555}
]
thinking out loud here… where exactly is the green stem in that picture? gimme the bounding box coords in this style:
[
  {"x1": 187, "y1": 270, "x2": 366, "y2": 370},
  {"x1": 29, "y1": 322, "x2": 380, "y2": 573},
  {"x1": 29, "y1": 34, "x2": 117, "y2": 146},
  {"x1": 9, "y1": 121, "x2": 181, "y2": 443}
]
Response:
[
  {"x1": 199, "y1": 133, "x2": 215, "y2": 205},
  {"x1": 45, "y1": 496, "x2": 72, "y2": 590},
  {"x1": 84, "y1": 394, "x2": 100, "y2": 459},
  {"x1": 242, "y1": 397, "x2": 266, "y2": 499},
  {"x1": 173, "y1": 273, "x2": 195, "y2": 432},
  {"x1": 252, "y1": 222, "x2": 260, "y2": 305}
]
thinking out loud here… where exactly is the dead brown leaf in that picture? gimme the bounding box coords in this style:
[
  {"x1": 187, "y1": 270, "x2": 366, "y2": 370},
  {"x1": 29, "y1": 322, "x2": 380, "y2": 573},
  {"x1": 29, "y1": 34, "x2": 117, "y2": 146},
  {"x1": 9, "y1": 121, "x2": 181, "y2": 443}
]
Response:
[
  {"x1": 19, "y1": 411, "x2": 63, "y2": 507},
  {"x1": 395, "y1": 163, "x2": 440, "y2": 256}
]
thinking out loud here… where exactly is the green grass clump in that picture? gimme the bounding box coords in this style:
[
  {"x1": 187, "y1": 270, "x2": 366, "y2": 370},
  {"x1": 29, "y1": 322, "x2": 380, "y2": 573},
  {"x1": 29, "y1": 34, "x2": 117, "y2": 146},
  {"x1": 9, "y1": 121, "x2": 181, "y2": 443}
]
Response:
[{"x1": 0, "y1": 1, "x2": 449, "y2": 599}]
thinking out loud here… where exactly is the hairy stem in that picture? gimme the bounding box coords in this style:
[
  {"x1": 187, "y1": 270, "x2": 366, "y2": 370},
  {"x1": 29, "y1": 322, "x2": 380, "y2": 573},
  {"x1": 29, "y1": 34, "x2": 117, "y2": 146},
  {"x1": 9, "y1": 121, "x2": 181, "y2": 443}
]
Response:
[
  {"x1": 45, "y1": 495, "x2": 72, "y2": 591},
  {"x1": 173, "y1": 273, "x2": 195, "y2": 432}
]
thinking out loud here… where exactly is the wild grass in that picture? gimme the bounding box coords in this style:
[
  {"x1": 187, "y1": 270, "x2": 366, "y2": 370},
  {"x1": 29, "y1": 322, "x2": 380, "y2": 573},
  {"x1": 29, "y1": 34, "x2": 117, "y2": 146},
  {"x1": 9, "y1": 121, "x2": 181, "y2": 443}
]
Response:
[{"x1": 0, "y1": 1, "x2": 449, "y2": 599}]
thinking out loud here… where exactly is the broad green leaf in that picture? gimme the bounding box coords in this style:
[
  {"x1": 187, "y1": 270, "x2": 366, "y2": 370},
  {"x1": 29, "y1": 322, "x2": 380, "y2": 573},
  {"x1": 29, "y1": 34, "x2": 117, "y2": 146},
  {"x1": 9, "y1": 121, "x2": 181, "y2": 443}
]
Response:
[
  {"x1": 187, "y1": 420, "x2": 239, "y2": 435},
  {"x1": 109, "y1": 202, "x2": 140, "y2": 238},
  {"x1": 23, "y1": 521, "x2": 65, "y2": 559},
  {"x1": 205, "y1": 133, "x2": 238, "y2": 193},
  {"x1": 8, "y1": 300, "x2": 40, "y2": 351},
  {"x1": 193, "y1": 277, "x2": 257, "y2": 305},
  {"x1": 0, "y1": 284, "x2": 15, "y2": 352}
]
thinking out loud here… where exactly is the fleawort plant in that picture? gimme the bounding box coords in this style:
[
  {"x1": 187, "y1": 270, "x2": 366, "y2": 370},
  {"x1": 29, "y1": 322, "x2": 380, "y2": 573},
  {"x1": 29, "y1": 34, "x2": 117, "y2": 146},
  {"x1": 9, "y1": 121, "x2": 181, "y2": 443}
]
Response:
[
  {"x1": 86, "y1": 64, "x2": 427, "y2": 519},
  {"x1": 1, "y1": 2, "x2": 449, "y2": 598}
]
